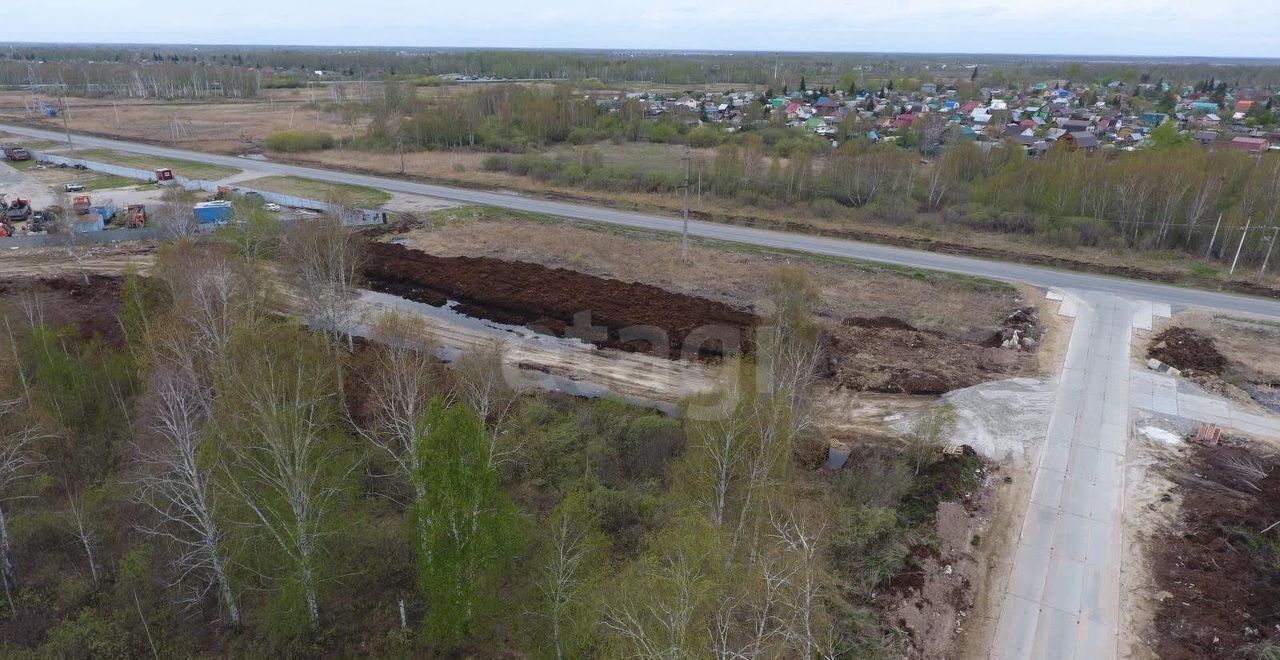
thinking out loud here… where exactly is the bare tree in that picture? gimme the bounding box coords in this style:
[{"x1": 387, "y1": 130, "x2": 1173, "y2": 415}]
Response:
[
  {"x1": 601, "y1": 519, "x2": 722, "y2": 658},
  {"x1": 0, "y1": 400, "x2": 41, "y2": 613},
  {"x1": 451, "y1": 339, "x2": 522, "y2": 468},
  {"x1": 769, "y1": 511, "x2": 832, "y2": 659},
  {"x1": 754, "y1": 267, "x2": 822, "y2": 427},
  {"x1": 134, "y1": 326, "x2": 241, "y2": 626},
  {"x1": 531, "y1": 492, "x2": 603, "y2": 660},
  {"x1": 359, "y1": 312, "x2": 439, "y2": 501},
  {"x1": 50, "y1": 212, "x2": 93, "y2": 285},
  {"x1": 66, "y1": 489, "x2": 100, "y2": 586},
  {"x1": 154, "y1": 244, "x2": 262, "y2": 368},
  {"x1": 280, "y1": 217, "x2": 364, "y2": 351},
  {"x1": 151, "y1": 186, "x2": 200, "y2": 240}
]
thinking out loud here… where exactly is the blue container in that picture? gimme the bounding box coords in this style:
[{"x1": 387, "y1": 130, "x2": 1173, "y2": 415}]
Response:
[{"x1": 193, "y1": 200, "x2": 233, "y2": 224}]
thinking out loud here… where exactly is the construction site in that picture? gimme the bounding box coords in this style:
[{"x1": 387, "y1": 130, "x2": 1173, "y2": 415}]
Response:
[{"x1": 2, "y1": 126, "x2": 1280, "y2": 659}]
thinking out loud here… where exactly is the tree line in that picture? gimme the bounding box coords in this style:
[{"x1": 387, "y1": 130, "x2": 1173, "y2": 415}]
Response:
[{"x1": 482, "y1": 121, "x2": 1280, "y2": 268}]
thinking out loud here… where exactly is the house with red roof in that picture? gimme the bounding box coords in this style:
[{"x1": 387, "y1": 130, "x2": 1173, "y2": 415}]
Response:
[{"x1": 1228, "y1": 136, "x2": 1268, "y2": 154}]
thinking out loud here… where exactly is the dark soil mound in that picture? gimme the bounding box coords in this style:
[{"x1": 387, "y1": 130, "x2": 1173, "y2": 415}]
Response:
[
  {"x1": 1152, "y1": 445, "x2": 1280, "y2": 659},
  {"x1": 362, "y1": 242, "x2": 758, "y2": 358},
  {"x1": 1147, "y1": 327, "x2": 1227, "y2": 376}
]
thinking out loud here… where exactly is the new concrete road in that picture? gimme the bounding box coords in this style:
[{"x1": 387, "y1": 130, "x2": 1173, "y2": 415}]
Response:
[
  {"x1": 992, "y1": 292, "x2": 1132, "y2": 659},
  {"x1": 7, "y1": 122, "x2": 1280, "y2": 320}
]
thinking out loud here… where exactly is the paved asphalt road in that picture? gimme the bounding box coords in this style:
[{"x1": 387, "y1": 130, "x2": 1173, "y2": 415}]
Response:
[{"x1": 8, "y1": 123, "x2": 1280, "y2": 319}]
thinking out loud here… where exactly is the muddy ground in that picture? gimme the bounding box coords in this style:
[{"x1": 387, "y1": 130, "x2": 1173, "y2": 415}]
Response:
[
  {"x1": 879, "y1": 448, "x2": 998, "y2": 659},
  {"x1": 362, "y1": 241, "x2": 759, "y2": 358},
  {"x1": 0, "y1": 274, "x2": 125, "y2": 344},
  {"x1": 1149, "y1": 317, "x2": 1280, "y2": 414},
  {"x1": 1150, "y1": 440, "x2": 1280, "y2": 659},
  {"x1": 824, "y1": 315, "x2": 1035, "y2": 395}
]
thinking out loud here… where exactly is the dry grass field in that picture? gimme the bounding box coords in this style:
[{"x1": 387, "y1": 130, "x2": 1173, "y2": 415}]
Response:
[
  {"x1": 0, "y1": 91, "x2": 357, "y2": 153},
  {"x1": 397, "y1": 206, "x2": 1023, "y2": 336}
]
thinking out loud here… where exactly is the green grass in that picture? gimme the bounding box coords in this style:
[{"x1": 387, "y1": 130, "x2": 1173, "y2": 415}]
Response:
[
  {"x1": 5, "y1": 138, "x2": 63, "y2": 151},
  {"x1": 78, "y1": 174, "x2": 142, "y2": 192},
  {"x1": 73, "y1": 149, "x2": 239, "y2": 181},
  {"x1": 240, "y1": 175, "x2": 391, "y2": 208},
  {"x1": 1187, "y1": 262, "x2": 1220, "y2": 279}
]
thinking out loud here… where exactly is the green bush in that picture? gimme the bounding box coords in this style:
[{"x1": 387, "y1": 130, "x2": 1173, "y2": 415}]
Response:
[
  {"x1": 41, "y1": 610, "x2": 130, "y2": 660},
  {"x1": 686, "y1": 124, "x2": 725, "y2": 148},
  {"x1": 264, "y1": 130, "x2": 336, "y2": 153}
]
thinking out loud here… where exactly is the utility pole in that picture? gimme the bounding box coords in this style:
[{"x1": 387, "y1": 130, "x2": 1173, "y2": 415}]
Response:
[
  {"x1": 57, "y1": 94, "x2": 74, "y2": 153},
  {"x1": 1205, "y1": 212, "x2": 1223, "y2": 259},
  {"x1": 1259, "y1": 226, "x2": 1279, "y2": 283},
  {"x1": 681, "y1": 148, "x2": 691, "y2": 263},
  {"x1": 1230, "y1": 215, "x2": 1252, "y2": 275}
]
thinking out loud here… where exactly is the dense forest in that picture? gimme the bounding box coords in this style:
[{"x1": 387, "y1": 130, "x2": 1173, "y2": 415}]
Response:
[{"x1": 0, "y1": 218, "x2": 975, "y2": 657}]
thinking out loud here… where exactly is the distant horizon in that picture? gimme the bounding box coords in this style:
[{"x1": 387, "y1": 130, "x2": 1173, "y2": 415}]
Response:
[
  {"x1": 8, "y1": 42, "x2": 1280, "y2": 67},
  {"x1": 11, "y1": 0, "x2": 1280, "y2": 61}
]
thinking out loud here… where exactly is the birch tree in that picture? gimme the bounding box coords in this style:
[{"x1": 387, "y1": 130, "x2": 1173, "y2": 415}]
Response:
[
  {"x1": 280, "y1": 216, "x2": 364, "y2": 352},
  {"x1": 0, "y1": 400, "x2": 41, "y2": 613},
  {"x1": 530, "y1": 490, "x2": 606, "y2": 660},
  {"x1": 601, "y1": 514, "x2": 726, "y2": 658},
  {"x1": 359, "y1": 312, "x2": 439, "y2": 501},
  {"x1": 451, "y1": 339, "x2": 522, "y2": 469},
  {"x1": 222, "y1": 324, "x2": 350, "y2": 628},
  {"x1": 135, "y1": 324, "x2": 240, "y2": 626},
  {"x1": 411, "y1": 398, "x2": 519, "y2": 647}
]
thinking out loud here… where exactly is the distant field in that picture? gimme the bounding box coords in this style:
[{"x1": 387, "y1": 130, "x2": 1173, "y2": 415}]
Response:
[
  {"x1": 73, "y1": 149, "x2": 239, "y2": 181},
  {"x1": 239, "y1": 175, "x2": 391, "y2": 208}
]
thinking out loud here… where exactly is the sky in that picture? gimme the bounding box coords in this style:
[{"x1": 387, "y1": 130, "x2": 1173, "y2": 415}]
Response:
[{"x1": 12, "y1": 0, "x2": 1280, "y2": 59}]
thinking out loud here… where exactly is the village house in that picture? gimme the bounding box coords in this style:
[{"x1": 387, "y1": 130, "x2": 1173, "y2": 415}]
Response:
[
  {"x1": 1058, "y1": 131, "x2": 1099, "y2": 152},
  {"x1": 1228, "y1": 136, "x2": 1269, "y2": 154}
]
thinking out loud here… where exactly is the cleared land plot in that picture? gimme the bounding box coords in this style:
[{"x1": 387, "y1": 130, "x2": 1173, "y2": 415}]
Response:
[
  {"x1": 391, "y1": 206, "x2": 1020, "y2": 336},
  {"x1": 0, "y1": 93, "x2": 357, "y2": 154},
  {"x1": 242, "y1": 175, "x2": 391, "y2": 208},
  {"x1": 73, "y1": 148, "x2": 240, "y2": 181},
  {"x1": 376, "y1": 207, "x2": 1041, "y2": 393}
]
